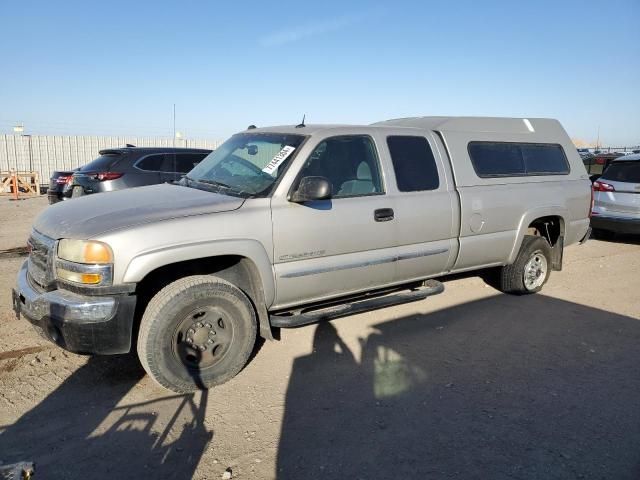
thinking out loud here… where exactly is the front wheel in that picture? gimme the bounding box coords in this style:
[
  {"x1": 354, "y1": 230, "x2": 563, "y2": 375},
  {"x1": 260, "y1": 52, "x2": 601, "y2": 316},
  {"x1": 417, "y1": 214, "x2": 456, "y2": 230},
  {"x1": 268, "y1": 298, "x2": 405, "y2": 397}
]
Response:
[
  {"x1": 137, "y1": 275, "x2": 257, "y2": 393},
  {"x1": 499, "y1": 235, "x2": 552, "y2": 294}
]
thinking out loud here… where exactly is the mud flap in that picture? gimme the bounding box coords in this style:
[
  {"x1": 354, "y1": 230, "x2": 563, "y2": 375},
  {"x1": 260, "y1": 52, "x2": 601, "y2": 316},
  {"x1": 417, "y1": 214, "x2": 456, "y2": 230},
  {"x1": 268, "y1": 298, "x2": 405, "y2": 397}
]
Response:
[{"x1": 551, "y1": 235, "x2": 564, "y2": 271}]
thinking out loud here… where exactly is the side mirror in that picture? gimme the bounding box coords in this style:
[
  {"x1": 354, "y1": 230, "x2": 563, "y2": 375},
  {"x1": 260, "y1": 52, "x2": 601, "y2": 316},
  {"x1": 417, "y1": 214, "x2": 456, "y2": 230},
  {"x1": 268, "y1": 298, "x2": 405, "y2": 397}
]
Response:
[{"x1": 290, "y1": 176, "x2": 332, "y2": 203}]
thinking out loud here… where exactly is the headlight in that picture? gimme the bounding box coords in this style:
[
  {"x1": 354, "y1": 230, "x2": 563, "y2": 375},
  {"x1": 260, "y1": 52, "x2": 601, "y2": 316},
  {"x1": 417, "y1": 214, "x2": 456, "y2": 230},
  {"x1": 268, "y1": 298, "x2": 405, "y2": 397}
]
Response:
[
  {"x1": 56, "y1": 239, "x2": 113, "y2": 286},
  {"x1": 58, "y1": 239, "x2": 113, "y2": 264}
]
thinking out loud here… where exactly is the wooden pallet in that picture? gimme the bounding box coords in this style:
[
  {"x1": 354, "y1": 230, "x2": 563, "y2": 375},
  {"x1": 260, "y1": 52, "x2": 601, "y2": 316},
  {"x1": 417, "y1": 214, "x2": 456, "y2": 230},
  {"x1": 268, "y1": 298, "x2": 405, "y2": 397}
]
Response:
[{"x1": 0, "y1": 170, "x2": 41, "y2": 197}]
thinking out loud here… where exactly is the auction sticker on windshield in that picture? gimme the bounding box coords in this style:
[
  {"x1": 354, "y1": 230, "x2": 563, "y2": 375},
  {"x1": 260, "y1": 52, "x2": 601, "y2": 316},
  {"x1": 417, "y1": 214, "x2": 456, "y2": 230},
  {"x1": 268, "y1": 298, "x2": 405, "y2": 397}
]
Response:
[{"x1": 262, "y1": 146, "x2": 296, "y2": 175}]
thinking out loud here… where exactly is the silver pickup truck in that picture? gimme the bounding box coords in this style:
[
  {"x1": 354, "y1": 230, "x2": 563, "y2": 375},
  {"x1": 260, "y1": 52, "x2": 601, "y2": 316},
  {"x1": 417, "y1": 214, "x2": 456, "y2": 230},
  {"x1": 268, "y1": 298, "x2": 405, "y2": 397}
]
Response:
[{"x1": 13, "y1": 116, "x2": 592, "y2": 392}]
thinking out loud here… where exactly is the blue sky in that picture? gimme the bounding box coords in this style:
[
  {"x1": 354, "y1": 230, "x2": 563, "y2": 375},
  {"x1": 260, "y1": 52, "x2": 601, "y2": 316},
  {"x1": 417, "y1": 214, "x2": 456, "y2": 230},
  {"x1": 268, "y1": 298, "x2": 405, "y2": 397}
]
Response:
[{"x1": 1, "y1": 0, "x2": 638, "y2": 146}]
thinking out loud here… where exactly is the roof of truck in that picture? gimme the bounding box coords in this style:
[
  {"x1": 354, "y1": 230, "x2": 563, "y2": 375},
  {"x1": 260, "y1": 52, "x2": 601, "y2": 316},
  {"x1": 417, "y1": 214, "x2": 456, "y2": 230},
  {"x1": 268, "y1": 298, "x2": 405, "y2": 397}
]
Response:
[
  {"x1": 374, "y1": 116, "x2": 562, "y2": 134},
  {"x1": 240, "y1": 124, "x2": 354, "y2": 135},
  {"x1": 244, "y1": 117, "x2": 561, "y2": 136}
]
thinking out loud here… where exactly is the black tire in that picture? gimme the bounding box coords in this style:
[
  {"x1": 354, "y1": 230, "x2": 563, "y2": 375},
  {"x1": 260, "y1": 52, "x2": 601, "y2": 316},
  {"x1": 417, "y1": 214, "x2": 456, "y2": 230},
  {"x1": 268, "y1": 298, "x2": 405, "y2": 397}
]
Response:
[
  {"x1": 137, "y1": 275, "x2": 257, "y2": 393},
  {"x1": 499, "y1": 235, "x2": 552, "y2": 295}
]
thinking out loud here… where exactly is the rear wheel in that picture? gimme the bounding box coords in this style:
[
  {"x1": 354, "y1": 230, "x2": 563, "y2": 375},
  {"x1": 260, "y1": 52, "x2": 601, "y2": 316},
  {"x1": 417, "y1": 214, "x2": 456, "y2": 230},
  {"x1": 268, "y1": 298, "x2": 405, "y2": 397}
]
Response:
[
  {"x1": 137, "y1": 275, "x2": 257, "y2": 393},
  {"x1": 500, "y1": 235, "x2": 552, "y2": 294}
]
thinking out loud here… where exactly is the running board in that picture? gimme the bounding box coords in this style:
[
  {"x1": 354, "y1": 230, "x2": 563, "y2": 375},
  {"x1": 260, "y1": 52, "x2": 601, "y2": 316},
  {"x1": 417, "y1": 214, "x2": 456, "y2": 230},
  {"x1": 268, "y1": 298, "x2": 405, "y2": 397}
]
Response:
[{"x1": 269, "y1": 279, "x2": 444, "y2": 328}]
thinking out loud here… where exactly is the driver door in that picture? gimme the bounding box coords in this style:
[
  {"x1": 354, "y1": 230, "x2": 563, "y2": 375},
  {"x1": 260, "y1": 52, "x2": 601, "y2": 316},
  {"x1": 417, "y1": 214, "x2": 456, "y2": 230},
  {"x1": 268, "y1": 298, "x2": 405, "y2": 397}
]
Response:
[{"x1": 270, "y1": 135, "x2": 398, "y2": 309}]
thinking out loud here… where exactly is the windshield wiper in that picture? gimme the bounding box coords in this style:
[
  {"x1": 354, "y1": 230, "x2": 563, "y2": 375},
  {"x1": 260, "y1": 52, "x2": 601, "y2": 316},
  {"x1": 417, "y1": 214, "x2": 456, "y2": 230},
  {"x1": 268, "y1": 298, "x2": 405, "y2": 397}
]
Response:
[
  {"x1": 186, "y1": 176, "x2": 253, "y2": 197},
  {"x1": 194, "y1": 178, "x2": 233, "y2": 189}
]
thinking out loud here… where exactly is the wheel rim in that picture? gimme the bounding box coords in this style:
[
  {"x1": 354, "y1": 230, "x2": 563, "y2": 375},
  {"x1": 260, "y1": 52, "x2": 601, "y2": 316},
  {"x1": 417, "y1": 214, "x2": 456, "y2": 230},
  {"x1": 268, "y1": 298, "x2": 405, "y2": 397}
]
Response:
[
  {"x1": 172, "y1": 306, "x2": 234, "y2": 371},
  {"x1": 523, "y1": 251, "x2": 548, "y2": 290}
]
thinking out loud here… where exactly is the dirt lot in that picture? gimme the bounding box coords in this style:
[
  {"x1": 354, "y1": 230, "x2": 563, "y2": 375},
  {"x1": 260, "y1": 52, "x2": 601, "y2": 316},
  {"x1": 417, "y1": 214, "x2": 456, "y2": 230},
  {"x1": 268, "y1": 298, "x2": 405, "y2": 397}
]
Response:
[{"x1": 0, "y1": 196, "x2": 639, "y2": 479}]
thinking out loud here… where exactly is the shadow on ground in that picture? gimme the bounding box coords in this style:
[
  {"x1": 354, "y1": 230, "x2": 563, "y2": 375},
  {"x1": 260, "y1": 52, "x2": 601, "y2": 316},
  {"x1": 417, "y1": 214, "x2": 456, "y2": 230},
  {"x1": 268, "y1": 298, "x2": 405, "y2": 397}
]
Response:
[
  {"x1": 0, "y1": 354, "x2": 212, "y2": 479},
  {"x1": 277, "y1": 294, "x2": 640, "y2": 480}
]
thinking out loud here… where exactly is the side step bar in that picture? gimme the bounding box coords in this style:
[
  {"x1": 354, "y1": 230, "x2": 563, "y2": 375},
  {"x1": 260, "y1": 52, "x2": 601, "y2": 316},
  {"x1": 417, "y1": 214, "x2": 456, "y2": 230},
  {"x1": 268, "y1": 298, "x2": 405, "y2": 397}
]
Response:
[{"x1": 269, "y1": 279, "x2": 444, "y2": 328}]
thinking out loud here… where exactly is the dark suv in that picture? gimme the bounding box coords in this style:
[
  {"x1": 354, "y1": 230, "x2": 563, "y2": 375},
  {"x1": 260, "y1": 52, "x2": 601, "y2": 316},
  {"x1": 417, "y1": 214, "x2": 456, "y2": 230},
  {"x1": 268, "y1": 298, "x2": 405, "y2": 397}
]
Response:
[{"x1": 65, "y1": 147, "x2": 212, "y2": 199}]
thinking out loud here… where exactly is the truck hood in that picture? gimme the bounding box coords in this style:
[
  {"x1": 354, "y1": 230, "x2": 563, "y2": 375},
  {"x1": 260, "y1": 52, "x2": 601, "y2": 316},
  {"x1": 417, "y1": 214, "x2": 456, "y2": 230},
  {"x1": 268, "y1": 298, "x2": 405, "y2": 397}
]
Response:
[{"x1": 34, "y1": 183, "x2": 245, "y2": 239}]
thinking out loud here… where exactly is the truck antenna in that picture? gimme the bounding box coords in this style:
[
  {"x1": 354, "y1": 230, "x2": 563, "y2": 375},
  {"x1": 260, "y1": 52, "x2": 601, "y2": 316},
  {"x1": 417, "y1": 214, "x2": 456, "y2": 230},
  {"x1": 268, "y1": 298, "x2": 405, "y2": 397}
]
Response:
[{"x1": 295, "y1": 114, "x2": 306, "y2": 128}]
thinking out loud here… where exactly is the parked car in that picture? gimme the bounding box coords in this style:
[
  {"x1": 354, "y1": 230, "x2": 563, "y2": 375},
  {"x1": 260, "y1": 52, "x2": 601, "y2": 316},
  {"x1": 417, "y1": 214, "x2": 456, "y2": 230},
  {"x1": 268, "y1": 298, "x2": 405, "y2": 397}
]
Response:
[
  {"x1": 577, "y1": 148, "x2": 591, "y2": 158},
  {"x1": 63, "y1": 147, "x2": 211, "y2": 198},
  {"x1": 591, "y1": 153, "x2": 640, "y2": 238},
  {"x1": 13, "y1": 117, "x2": 591, "y2": 393},
  {"x1": 47, "y1": 170, "x2": 76, "y2": 204},
  {"x1": 583, "y1": 152, "x2": 623, "y2": 180}
]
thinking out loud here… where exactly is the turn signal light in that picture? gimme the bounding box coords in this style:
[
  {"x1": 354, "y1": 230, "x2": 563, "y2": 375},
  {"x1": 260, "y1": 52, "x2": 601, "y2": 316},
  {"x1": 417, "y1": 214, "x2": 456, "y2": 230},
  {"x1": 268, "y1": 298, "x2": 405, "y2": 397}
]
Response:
[{"x1": 57, "y1": 268, "x2": 102, "y2": 285}]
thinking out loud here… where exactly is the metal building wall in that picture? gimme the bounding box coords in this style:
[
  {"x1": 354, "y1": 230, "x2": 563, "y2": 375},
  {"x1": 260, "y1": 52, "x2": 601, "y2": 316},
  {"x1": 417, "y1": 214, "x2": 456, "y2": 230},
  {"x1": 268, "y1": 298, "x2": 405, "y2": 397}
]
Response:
[{"x1": 0, "y1": 135, "x2": 222, "y2": 184}]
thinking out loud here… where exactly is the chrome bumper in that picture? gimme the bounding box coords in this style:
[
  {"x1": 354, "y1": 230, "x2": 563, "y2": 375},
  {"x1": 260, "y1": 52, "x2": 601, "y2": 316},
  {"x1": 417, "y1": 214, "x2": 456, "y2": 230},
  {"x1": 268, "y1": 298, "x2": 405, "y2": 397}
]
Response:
[{"x1": 13, "y1": 261, "x2": 136, "y2": 354}]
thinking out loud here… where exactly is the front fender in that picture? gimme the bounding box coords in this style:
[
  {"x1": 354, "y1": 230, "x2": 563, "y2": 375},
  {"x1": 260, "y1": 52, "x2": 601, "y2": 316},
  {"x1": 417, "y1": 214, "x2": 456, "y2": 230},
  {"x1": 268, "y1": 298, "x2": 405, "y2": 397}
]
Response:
[{"x1": 122, "y1": 239, "x2": 276, "y2": 306}]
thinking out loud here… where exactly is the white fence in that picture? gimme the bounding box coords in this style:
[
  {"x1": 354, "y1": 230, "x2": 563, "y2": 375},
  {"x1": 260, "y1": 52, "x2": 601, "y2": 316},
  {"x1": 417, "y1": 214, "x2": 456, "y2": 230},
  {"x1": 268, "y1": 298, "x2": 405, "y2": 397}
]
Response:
[{"x1": 0, "y1": 134, "x2": 223, "y2": 185}]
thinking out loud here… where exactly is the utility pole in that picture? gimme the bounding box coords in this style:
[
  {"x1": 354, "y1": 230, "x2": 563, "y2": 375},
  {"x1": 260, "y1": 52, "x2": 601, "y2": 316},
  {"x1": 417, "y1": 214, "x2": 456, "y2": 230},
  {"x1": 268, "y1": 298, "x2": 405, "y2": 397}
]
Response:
[{"x1": 173, "y1": 104, "x2": 176, "y2": 147}]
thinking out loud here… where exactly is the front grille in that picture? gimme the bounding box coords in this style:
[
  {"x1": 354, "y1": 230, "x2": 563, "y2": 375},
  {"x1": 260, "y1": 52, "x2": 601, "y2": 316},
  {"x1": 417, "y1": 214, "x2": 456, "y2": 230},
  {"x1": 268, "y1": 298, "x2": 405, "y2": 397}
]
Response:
[{"x1": 27, "y1": 230, "x2": 56, "y2": 290}]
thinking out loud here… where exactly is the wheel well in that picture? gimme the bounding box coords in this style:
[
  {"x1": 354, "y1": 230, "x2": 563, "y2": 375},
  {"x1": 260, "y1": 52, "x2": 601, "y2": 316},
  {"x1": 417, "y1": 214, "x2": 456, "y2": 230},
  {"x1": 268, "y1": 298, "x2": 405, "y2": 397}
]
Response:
[
  {"x1": 527, "y1": 216, "x2": 564, "y2": 247},
  {"x1": 134, "y1": 255, "x2": 274, "y2": 341},
  {"x1": 526, "y1": 215, "x2": 564, "y2": 271}
]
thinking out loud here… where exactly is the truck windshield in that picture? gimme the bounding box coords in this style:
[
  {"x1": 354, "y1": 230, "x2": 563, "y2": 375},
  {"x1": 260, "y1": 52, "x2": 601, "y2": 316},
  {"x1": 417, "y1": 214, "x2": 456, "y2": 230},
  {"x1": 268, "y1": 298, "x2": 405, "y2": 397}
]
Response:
[{"x1": 183, "y1": 133, "x2": 306, "y2": 197}]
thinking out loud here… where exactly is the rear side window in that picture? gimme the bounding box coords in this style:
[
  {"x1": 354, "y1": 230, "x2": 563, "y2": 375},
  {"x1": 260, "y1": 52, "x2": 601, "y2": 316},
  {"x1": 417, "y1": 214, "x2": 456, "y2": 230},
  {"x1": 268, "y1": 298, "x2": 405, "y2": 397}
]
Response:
[
  {"x1": 174, "y1": 153, "x2": 207, "y2": 173},
  {"x1": 601, "y1": 162, "x2": 640, "y2": 183},
  {"x1": 387, "y1": 136, "x2": 439, "y2": 191},
  {"x1": 468, "y1": 142, "x2": 569, "y2": 177},
  {"x1": 80, "y1": 154, "x2": 121, "y2": 172},
  {"x1": 136, "y1": 154, "x2": 167, "y2": 172}
]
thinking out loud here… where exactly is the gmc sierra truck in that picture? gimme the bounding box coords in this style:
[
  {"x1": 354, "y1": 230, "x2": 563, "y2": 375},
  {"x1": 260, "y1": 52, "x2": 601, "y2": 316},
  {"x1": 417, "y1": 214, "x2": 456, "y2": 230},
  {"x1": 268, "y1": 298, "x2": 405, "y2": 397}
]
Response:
[{"x1": 13, "y1": 117, "x2": 592, "y2": 393}]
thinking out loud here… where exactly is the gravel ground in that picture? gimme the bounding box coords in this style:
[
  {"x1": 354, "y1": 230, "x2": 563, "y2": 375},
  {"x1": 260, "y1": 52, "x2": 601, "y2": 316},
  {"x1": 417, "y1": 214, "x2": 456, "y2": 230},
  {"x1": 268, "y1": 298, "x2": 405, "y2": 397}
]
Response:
[{"x1": 0, "y1": 195, "x2": 639, "y2": 479}]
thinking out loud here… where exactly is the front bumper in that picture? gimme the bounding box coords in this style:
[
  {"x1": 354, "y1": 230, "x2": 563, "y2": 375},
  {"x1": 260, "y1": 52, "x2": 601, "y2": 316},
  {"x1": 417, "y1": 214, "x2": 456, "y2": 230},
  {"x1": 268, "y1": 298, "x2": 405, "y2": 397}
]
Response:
[
  {"x1": 12, "y1": 261, "x2": 136, "y2": 354},
  {"x1": 591, "y1": 215, "x2": 640, "y2": 235}
]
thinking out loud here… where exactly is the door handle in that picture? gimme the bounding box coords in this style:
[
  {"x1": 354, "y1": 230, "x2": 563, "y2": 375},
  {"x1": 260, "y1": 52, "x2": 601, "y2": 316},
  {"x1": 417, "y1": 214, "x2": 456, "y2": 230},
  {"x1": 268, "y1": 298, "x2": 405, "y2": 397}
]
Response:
[{"x1": 374, "y1": 208, "x2": 394, "y2": 222}]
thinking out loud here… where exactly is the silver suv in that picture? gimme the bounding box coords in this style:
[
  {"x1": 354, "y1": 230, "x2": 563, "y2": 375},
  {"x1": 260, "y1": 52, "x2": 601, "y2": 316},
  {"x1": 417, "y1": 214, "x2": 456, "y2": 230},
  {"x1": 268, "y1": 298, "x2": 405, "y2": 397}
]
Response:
[{"x1": 591, "y1": 153, "x2": 640, "y2": 237}]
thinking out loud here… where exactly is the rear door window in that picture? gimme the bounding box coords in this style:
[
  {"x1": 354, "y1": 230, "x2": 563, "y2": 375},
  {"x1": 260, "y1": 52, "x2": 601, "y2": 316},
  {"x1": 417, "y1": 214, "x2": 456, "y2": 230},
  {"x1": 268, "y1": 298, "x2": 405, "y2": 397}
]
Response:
[
  {"x1": 136, "y1": 154, "x2": 167, "y2": 172},
  {"x1": 387, "y1": 136, "x2": 440, "y2": 191},
  {"x1": 601, "y1": 162, "x2": 640, "y2": 183},
  {"x1": 174, "y1": 153, "x2": 207, "y2": 173}
]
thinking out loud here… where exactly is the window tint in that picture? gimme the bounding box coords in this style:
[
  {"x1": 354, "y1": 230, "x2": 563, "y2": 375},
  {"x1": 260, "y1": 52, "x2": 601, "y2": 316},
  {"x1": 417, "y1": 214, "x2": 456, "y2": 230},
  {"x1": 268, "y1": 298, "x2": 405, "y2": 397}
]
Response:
[
  {"x1": 300, "y1": 136, "x2": 383, "y2": 198},
  {"x1": 521, "y1": 144, "x2": 570, "y2": 174},
  {"x1": 136, "y1": 154, "x2": 166, "y2": 172},
  {"x1": 80, "y1": 154, "x2": 122, "y2": 172},
  {"x1": 387, "y1": 136, "x2": 439, "y2": 191},
  {"x1": 468, "y1": 143, "x2": 524, "y2": 176},
  {"x1": 601, "y1": 162, "x2": 640, "y2": 183},
  {"x1": 468, "y1": 142, "x2": 569, "y2": 177},
  {"x1": 175, "y1": 153, "x2": 207, "y2": 173}
]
